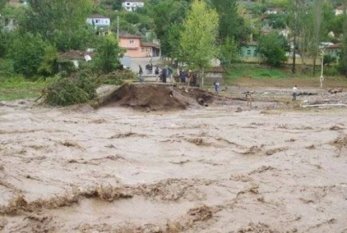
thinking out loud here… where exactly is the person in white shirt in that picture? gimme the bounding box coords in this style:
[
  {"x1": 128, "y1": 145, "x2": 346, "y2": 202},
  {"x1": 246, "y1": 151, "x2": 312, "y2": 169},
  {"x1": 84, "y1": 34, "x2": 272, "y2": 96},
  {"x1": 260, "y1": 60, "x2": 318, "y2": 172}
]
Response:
[{"x1": 292, "y1": 85, "x2": 298, "y2": 101}]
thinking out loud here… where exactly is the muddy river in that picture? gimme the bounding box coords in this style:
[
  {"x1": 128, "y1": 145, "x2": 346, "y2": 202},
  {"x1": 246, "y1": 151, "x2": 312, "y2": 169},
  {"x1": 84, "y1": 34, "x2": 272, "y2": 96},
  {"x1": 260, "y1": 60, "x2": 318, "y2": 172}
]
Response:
[{"x1": 0, "y1": 99, "x2": 346, "y2": 232}]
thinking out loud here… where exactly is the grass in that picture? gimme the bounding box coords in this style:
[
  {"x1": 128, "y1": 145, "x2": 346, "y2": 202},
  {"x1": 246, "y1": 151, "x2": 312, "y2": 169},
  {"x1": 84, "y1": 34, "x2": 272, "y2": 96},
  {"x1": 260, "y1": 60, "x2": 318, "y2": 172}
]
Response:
[
  {"x1": 0, "y1": 76, "x2": 47, "y2": 101},
  {"x1": 226, "y1": 63, "x2": 347, "y2": 88}
]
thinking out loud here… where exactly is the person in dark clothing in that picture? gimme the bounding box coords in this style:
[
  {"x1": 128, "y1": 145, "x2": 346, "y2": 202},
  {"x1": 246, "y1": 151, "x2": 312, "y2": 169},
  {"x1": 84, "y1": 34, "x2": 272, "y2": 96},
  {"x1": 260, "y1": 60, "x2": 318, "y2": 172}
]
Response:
[
  {"x1": 161, "y1": 67, "x2": 167, "y2": 83},
  {"x1": 138, "y1": 65, "x2": 143, "y2": 82}
]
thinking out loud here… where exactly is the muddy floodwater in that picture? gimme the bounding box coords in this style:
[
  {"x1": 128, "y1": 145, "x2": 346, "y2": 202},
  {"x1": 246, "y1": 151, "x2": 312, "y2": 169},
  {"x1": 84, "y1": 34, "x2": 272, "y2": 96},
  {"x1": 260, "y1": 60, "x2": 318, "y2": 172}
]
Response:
[{"x1": 0, "y1": 99, "x2": 347, "y2": 232}]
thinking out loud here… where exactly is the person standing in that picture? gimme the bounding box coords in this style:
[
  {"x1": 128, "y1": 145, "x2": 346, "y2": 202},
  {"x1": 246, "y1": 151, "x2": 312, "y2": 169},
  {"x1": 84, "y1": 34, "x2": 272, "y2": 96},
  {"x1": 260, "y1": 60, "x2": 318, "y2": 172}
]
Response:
[
  {"x1": 213, "y1": 80, "x2": 220, "y2": 94},
  {"x1": 139, "y1": 65, "x2": 144, "y2": 82},
  {"x1": 292, "y1": 85, "x2": 298, "y2": 101},
  {"x1": 161, "y1": 67, "x2": 167, "y2": 83}
]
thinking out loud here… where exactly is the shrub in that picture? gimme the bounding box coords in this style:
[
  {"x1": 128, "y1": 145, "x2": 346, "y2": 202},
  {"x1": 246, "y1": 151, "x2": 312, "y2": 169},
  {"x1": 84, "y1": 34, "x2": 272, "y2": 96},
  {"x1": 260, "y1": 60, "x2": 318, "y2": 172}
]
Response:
[
  {"x1": 258, "y1": 32, "x2": 288, "y2": 67},
  {"x1": 44, "y1": 73, "x2": 97, "y2": 106},
  {"x1": 7, "y1": 33, "x2": 51, "y2": 78}
]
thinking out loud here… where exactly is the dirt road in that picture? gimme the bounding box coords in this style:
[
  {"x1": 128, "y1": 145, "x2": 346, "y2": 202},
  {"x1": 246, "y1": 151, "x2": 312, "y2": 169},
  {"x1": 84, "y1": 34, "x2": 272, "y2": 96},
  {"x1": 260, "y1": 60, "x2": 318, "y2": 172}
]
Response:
[{"x1": 0, "y1": 97, "x2": 347, "y2": 232}]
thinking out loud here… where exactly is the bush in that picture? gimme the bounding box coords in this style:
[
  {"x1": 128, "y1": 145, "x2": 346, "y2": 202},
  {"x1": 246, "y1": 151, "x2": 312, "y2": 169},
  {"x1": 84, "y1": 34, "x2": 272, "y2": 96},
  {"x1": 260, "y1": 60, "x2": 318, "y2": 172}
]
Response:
[
  {"x1": 258, "y1": 32, "x2": 288, "y2": 67},
  {"x1": 7, "y1": 33, "x2": 51, "y2": 78},
  {"x1": 44, "y1": 73, "x2": 97, "y2": 106}
]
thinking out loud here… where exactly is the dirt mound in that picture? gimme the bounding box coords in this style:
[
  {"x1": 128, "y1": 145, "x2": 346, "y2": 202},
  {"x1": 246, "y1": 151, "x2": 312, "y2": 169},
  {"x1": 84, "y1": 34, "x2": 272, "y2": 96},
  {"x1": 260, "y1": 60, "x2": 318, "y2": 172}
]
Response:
[{"x1": 98, "y1": 83, "x2": 217, "y2": 111}]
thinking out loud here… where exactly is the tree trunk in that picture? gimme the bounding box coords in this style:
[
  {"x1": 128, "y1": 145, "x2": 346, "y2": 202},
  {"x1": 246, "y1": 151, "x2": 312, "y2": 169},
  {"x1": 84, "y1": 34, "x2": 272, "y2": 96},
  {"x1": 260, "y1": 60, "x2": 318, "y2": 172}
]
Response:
[
  {"x1": 200, "y1": 69, "x2": 205, "y2": 88},
  {"x1": 313, "y1": 54, "x2": 316, "y2": 76}
]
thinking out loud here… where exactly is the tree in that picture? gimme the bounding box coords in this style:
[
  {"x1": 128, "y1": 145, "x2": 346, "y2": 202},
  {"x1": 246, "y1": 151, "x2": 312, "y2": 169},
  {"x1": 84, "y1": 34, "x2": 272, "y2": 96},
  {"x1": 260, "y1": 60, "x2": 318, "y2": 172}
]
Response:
[
  {"x1": 211, "y1": 0, "x2": 249, "y2": 43},
  {"x1": 145, "y1": 0, "x2": 191, "y2": 56},
  {"x1": 340, "y1": 2, "x2": 347, "y2": 77},
  {"x1": 7, "y1": 33, "x2": 50, "y2": 77},
  {"x1": 21, "y1": 0, "x2": 95, "y2": 51},
  {"x1": 311, "y1": 0, "x2": 324, "y2": 76},
  {"x1": 93, "y1": 35, "x2": 123, "y2": 73},
  {"x1": 179, "y1": 0, "x2": 219, "y2": 86},
  {"x1": 219, "y1": 37, "x2": 239, "y2": 68},
  {"x1": 258, "y1": 32, "x2": 287, "y2": 67}
]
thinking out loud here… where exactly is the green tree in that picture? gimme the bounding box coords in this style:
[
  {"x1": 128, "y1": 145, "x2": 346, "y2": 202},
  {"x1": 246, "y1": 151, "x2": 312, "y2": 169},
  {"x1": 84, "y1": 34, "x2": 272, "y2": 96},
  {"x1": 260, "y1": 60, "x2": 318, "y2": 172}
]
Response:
[
  {"x1": 38, "y1": 45, "x2": 58, "y2": 77},
  {"x1": 22, "y1": 0, "x2": 94, "y2": 51},
  {"x1": 211, "y1": 0, "x2": 249, "y2": 43},
  {"x1": 145, "y1": 0, "x2": 191, "y2": 57},
  {"x1": 340, "y1": 3, "x2": 347, "y2": 77},
  {"x1": 219, "y1": 37, "x2": 239, "y2": 68},
  {"x1": 258, "y1": 32, "x2": 287, "y2": 67},
  {"x1": 179, "y1": 0, "x2": 219, "y2": 86},
  {"x1": 93, "y1": 35, "x2": 123, "y2": 73},
  {"x1": 8, "y1": 33, "x2": 50, "y2": 77}
]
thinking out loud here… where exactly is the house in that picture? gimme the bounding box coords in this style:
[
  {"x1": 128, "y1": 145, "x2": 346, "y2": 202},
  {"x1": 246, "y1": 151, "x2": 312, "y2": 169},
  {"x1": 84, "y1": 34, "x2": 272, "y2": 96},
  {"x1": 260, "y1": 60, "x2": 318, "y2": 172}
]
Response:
[
  {"x1": 334, "y1": 5, "x2": 345, "y2": 16},
  {"x1": 86, "y1": 15, "x2": 111, "y2": 28},
  {"x1": 325, "y1": 43, "x2": 342, "y2": 61},
  {"x1": 240, "y1": 42, "x2": 260, "y2": 62},
  {"x1": 57, "y1": 50, "x2": 93, "y2": 70},
  {"x1": 119, "y1": 33, "x2": 160, "y2": 58},
  {"x1": 122, "y1": 0, "x2": 144, "y2": 12}
]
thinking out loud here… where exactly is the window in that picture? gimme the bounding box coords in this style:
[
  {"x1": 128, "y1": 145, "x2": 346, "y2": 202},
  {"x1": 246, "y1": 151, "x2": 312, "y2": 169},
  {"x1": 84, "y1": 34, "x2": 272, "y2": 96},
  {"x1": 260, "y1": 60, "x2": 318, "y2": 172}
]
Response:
[
  {"x1": 129, "y1": 40, "x2": 134, "y2": 44},
  {"x1": 247, "y1": 49, "x2": 251, "y2": 56}
]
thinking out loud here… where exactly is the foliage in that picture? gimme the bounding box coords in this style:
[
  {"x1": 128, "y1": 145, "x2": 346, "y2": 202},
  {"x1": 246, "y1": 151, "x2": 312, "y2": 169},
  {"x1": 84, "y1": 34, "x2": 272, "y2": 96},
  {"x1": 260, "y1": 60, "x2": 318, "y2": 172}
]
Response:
[
  {"x1": 0, "y1": 58, "x2": 14, "y2": 76},
  {"x1": 258, "y1": 32, "x2": 287, "y2": 67},
  {"x1": 144, "y1": 0, "x2": 190, "y2": 56},
  {"x1": 179, "y1": 0, "x2": 219, "y2": 70},
  {"x1": 93, "y1": 35, "x2": 123, "y2": 73},
  {"x1": 211, "y1": 0, "x2": 249, "y2": 43},
  {"x1": 21, "y1": 0, "x2": 95, "y2": 51},
  {"x1": 7, "y1": 33, "x2": 50, "y2": 77},
  {"x1": 219, "y1": 37, "x2": 239, "y2": 68},
  {"x1": 0, "y1": 75, "x2": 47, "y2": 101},
  {"x1": 38, "y1": 45, "x2": 58, "y2": 76},
  {"x1": 340, "y1": 10, "x2": 347, "y2": 77},
  {"x1": 44, "y1": 73, "x2": 97, "y2": 106}
]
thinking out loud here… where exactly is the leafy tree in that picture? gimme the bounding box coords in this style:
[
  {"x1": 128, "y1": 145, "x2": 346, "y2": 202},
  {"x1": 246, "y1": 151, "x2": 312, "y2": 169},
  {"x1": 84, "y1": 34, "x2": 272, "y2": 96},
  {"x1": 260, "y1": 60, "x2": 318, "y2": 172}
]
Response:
[
  {"x1": 219, "y1": 37, "x2": 239, "y2": 68},
  {"x1": 211, "y1": 0, "x2": 249, "y2": 43},
  {"x1": 93, "y1": 35, "x2": 123, "y2": 73},
  {"x1": 340, "y1": 3, "x2": 347, "y2": 77},
  {"x1": 7, "y1": 33, "x2": 50, "y2": 77},
  {"x1": 179, "y1": 0, "x2": 219, "y2": 86},
  {"x1": 0, "y1": 0, "x2": 6, "y2": 10},
  {"x1": 21, "y1": 0, "x2": 95, "y2": 51},
  {"x1": 258, "y1": 32, "x2": 287, "y2": 67},
  {"x1": 145, "y1": 0, "x2": 191, "y2": 56},
  {"x1": 38, "y1": 45, "x2": 58, "y2": 76}
]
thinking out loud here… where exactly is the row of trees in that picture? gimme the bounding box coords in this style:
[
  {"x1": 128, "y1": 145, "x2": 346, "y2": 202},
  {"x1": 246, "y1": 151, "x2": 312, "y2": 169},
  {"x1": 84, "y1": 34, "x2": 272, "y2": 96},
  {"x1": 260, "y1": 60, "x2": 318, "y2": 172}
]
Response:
[
  {"x1": 0, "y1": 0, "x2": 123, "y2": 78},
  {"x1": 1, "y1": 0, "x2": 347, "y2": 79}
]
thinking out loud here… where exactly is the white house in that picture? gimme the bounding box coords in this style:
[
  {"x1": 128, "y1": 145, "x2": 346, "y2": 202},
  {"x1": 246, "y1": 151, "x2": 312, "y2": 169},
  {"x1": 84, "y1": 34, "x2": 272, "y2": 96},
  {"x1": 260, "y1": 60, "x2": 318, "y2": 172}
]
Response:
[
  {"x1": 122, "y1": 0, "x2": 144, "y2": 12},
  {"x1": 86, "y1": 15, "x2": 111, "y2": 28},
  {"x1": 335, "y1": 6, "x2": 345, "y2": 16}
]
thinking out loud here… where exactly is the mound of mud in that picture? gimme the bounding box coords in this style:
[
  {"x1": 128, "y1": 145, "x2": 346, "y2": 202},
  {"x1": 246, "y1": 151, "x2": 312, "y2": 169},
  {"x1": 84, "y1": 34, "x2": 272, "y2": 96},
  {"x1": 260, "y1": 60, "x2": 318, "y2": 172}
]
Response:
[{"x1": 98, "y1": 83, "x2": 217, "y2": 111}]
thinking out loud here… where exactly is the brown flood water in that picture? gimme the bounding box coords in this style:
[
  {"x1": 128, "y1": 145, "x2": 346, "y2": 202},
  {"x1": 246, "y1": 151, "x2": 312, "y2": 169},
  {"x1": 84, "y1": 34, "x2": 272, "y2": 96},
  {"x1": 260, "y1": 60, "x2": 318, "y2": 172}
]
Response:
[{"x1": 0, "y1": 99, "x2": 347, "y2": 233}]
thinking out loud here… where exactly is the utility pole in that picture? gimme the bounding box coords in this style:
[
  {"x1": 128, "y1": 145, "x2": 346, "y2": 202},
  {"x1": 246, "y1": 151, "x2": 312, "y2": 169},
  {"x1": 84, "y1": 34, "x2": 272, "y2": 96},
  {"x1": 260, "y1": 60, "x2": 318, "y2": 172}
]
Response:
[
  {"x1": 117, "y1": 15, "x2": 120, "y2": 40},
  {"x1": 291, "y1": 0, "x2": 298, "y2": 74}
]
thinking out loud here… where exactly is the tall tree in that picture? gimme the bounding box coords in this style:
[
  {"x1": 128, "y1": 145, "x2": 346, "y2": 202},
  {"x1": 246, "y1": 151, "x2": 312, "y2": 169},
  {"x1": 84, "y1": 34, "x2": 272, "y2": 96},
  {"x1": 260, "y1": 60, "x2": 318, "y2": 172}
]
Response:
[
  {"x1": 93, "y1": 35, "x2": 123, "y2": 73},
  {"x1": 21, "y1": 0, "x2": 94, "y2": 51},
  {"x1": 311, "y1": 0, "x2": 323, "y2": 76},
  {"x1": 145, "y1": 0, "x2": 190, "y2": 57},
  {"x1": 179, "y1": 0, "x2": 219, "y2": 86},
  {"x1": 340, "y1": 1, "x2": 347, "y2": 77},
  {"x1": 210, "y1": 0, "x2": 247, "y2": 42}
]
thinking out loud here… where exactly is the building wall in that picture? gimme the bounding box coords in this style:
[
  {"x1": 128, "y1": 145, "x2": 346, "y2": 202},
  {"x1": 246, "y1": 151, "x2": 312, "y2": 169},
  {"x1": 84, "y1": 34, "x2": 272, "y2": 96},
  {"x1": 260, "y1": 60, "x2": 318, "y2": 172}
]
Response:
[
  {"x1": 119, "y1": 37, "x2": 150, "y2": 57},
  {"x1": 122, "y1": 1, "x2": 144, "y2": 12},
  {"x1": 86, "y1": 18, "x2": 110, "y2": 27}
]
